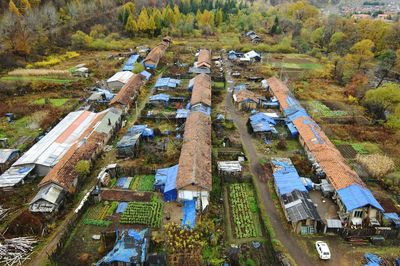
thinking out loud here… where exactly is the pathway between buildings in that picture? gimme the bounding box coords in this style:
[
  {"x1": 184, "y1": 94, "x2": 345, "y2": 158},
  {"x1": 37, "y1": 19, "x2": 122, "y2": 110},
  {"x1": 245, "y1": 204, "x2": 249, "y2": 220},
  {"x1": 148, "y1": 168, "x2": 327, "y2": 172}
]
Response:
[{"x1": 224, "y1": 60, "x2": 314, "y2": 266}]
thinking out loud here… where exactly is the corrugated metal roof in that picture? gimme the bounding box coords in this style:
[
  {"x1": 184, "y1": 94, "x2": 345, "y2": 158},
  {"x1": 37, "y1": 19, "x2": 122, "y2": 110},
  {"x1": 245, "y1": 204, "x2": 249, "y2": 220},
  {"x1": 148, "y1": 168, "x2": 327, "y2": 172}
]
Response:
[
  {"x1": 13, "y1": 111, "x2": 99, "y2": 168},
  {"x1": 0, "y1": 149, "x2": 19, "y2": 164},
  {"x1": 107, "y1": 71, "x2": 133, "y2": 84},
  {"x1": 281, "y1": 190, "x2": 320, "y2": 222},
  {"x1": 176, "y1": 109, "x2": 190, "y2": 119},
  {"x1": 149, "y1": 93, "x2": 170, "y2": 102},
  {"x1": 0, "y1": 164, "x2": 35, "y2": 187},
  {"x1": 155, "y1": 77, "x2": 181, "y2": 88}
]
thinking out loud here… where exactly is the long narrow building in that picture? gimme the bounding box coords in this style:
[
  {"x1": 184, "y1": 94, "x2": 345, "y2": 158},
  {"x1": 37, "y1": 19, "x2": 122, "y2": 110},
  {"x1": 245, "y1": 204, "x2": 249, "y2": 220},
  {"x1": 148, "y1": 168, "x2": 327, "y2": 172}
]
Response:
[
  {"x1": 267, "y1": 77, "x2": 384, "y2": 226},
  {"x1": 0, "y1": 110, "x2": 102, "y2": 188}
]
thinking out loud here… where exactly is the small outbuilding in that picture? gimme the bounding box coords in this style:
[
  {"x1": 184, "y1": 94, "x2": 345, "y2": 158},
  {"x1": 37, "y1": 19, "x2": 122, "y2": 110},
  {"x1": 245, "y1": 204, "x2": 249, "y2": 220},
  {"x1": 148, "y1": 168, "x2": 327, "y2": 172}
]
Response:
[
  {"x1": 149, "y1": 93, "x2": 170, "y2": 107},
  {"x1": 29, "y1": 183, "x2": 65, "y2": 213},
  {"x1": 155, "y1": 77, "x2": 181, "y2": 90},
  {"x1": 107, "y1": 71, "x2": 134, "y2": 91},
  {"x1": 122, "y1": 54, "x2": 139, "y2": 71}
]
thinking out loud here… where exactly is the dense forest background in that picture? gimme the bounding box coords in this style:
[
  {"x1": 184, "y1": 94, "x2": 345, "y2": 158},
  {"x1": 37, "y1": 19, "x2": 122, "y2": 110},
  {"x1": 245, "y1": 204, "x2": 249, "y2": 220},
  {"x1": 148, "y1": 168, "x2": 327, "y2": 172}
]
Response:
[{"x1": 0, "y1": 0, "x2": 400, "y2": 128}]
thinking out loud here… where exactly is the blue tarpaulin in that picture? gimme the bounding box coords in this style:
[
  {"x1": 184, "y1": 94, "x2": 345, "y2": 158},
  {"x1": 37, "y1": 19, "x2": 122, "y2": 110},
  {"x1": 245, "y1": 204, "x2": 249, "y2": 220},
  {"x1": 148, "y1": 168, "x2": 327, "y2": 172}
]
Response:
[
  {"x1": 249, "y1": 112, "x2": 276, "y2": 133},
  {"x1": 96, "y1": 229, "x2": 148, "y2": 265},
  {"x1": 122, "y1": 54, "x2": 139, "y2": 71},
  {"x1": 116, "y1": 202, "x2": 128, "y2": 213},
  {"x1": 140, "y1": 70, "x2": 151, "y2": 80},
  {"x1": 337, "y1": 184, "x2": 384, "y2": 212},
  {"x1": 286, "y1": 122, "x2": 298, "y2": 137},
  {"x1": 383, "y1": 213, "x2": 400, "y2": 228},
  {"x1": 116, "y1": 177, "x2": 127, "y2": 188},
  {"x1": 364, "y1": 253, "x2": 382, "y2": 266},
  {"x1": 155, "y1": 77, "x2": 181, "y2": 88},
  {"x1": 271, "y1": 158, "x2": 307, "y2": 196},
  {"x1": 154, "y1": 165, "x2": 178, "y2": 201},
  {"x1": 182, "y1": 200, "x2": 196, "y2": 228},
  {"x1": 128, "y1": 125, "x2": 154, "y2": 138}
]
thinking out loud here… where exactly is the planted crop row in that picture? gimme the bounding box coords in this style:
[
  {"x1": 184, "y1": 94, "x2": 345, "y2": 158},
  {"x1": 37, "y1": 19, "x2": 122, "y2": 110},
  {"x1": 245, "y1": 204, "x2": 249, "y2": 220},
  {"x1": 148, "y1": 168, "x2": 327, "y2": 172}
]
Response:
[
  {"x1": 137, "y1": 175, "x2": 155, "y2": 192},
  {"x1": 120, "y1": 200, "x2": 163, "y2": 228},
  {"x1": 83, "y1": 219, "x2": 112, "y2": 227},
  {"x1": 229, "y1": 183, "x2": 257, "y2": 239}
]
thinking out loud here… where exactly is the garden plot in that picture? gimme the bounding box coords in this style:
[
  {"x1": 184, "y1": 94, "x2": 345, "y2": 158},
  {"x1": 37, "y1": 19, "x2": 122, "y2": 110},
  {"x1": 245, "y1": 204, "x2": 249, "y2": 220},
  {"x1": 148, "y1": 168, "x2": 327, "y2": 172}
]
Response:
[
  {"x1": 228, "y1": 183, "x2": 262, "y2": 239},
  {"x1": 83, "y1": 202, "x2": 117, "y2": 227},
  {"x1": 307, "y1": 101, "x2": 347, "y2": 118},
  {"x1": 120, "y1": 199, "x2": 163, "y2": 228},
  {"x1": 129, "y1": 175, "x2": 155, "y2": 192}
]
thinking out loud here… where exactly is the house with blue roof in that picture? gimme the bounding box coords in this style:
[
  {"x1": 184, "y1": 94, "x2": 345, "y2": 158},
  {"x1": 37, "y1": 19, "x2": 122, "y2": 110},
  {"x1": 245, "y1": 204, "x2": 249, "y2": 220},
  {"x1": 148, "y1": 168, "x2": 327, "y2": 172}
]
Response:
[
  {"x1": 154, "y1": 164, "x2": 178, "y2": 201},
  {"x1": 248, "y1": 112, "x2": 278, "y2": 138}
]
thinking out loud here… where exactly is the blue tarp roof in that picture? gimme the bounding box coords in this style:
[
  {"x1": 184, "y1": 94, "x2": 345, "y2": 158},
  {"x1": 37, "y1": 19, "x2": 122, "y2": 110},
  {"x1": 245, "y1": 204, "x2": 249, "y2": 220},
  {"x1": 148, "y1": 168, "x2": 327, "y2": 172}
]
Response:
[
  {"x1": 286, "y1": 122, "x2": 298, "y2": 137},
  {"x1": 271, "y1": 158, "x2": 307, "y2": 196},
  {"x1": 127, "y1": 125, "x2": 154, "y2": 137},
  {"x1": 234, "y1": 84, "x2": 246, "y2": 93},
  {"x1": 140, "y1": 70, "x2": 151, "y2": 80},
  {"x1": 116, "y1": 134, "x2": 141, "y2": 148},
  {"x1": 149, "y1": 93, "x2": 170, "y2": 102},
  {"x1": 182, "y1": 200, "x2": 196, "y2": 228},
  {"x1": 249, "y1": 113, "x2": 277, "y2": 133},
  {"x1": 122, "y1": 54, "x2": 140, "y2": 71},
  {"x1": 364, "y1": 253, "x2": 382, "y2": 266},
  {"x1": 154, "y1": 165, "x2": 178, "y2": 191},
  {"x1": 337, "y1": 184, "x2": 384, "y2": 212},
  {"x1": 155, "y1": 77, "x2": 181, "y2": 88},
  {"x1": 96, "y1": 229, "x2": 148, "y2": 265}
]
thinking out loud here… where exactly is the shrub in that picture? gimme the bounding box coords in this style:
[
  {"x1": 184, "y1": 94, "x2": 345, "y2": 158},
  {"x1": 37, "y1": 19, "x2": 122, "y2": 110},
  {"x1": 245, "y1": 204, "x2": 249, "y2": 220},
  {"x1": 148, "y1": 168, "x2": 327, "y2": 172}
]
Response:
[{"x1": 356, "y1": 154, "x2": 395, "y2": 179}]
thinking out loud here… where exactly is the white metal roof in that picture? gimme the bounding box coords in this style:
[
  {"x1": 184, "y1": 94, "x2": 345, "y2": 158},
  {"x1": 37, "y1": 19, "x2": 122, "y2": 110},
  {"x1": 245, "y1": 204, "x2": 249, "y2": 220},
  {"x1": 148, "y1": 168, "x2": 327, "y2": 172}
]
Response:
[
  {"x1": 217, "y1": 161, "x2": 242, "y2": 172},
  {"x1": 107, "y1": 71, "x2": 133, "y2": 84},
  {"x1": 0, "y1": 149, "x2": 19, "y2": 164},
  {"x1": 0, "y1": 164, "x2": 35, "y2": 188},
  {"x1": 244, "y1": 50, "x2": 261, "y2": 59},
  {"x1": 13, "y1": 110, "x2": 99, "y2": 168},
  {"x1": 30, "y1": 183, "x2": 63, "y2": 205}
]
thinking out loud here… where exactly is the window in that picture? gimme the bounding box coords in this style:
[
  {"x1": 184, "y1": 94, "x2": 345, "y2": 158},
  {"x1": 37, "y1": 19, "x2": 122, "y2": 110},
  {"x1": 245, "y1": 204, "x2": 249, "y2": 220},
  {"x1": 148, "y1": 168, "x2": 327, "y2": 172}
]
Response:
[{"x1": 353, "y1": 210, "x2": 363, "y2": 218}]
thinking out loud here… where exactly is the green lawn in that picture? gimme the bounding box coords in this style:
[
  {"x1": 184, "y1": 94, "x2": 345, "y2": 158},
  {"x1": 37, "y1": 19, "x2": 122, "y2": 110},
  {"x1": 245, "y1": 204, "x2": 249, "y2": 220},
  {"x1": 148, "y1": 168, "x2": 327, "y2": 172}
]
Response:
[
  {"x1": 1, "y1": 76, "x2": 74, "y2": 83},
  {"x1": 32, "y1": 98, "x2": 69, "y2": 107},
  {"x1": 333, "y1": 140, "x2": 382, "y2": 155}
]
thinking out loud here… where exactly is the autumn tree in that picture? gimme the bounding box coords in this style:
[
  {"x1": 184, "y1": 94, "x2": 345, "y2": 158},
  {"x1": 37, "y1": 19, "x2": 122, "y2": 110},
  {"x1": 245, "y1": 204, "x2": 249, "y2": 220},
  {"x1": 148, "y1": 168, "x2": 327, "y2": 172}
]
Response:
[
  {"x1": 75, "y1": 160, "x2": 91, "y2": 178},
  {"x1": 375, "y1": 49, "x2": 397, "y2": 88},
  {"x1": 344, "y1": 73, "x2": 369, "y2": 99},
  {"x1": 364, "y1": 82, "x2": 400, "y2": 119},
  {"x1": 118, "y1": 2, "x2": 136, "y2": 26},
  {"x1": 342, "y1": 39, "x2": 375, "y2": 82}
]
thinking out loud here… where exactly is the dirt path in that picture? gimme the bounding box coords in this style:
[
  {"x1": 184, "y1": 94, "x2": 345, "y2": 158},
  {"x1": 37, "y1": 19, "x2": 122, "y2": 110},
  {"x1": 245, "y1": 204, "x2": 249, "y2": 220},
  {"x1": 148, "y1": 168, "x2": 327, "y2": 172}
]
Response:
[{"x1": 224, "y1": 60, "x2": 316, "y2": 266}]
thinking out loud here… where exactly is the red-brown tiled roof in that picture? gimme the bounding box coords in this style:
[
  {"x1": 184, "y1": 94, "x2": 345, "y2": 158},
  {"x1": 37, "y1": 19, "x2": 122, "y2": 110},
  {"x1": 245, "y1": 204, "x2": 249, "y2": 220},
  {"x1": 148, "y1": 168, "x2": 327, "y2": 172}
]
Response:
[
  {"x1": 39, "y1": 112, "x2": 109, "y2": 191},
  {"x1": 176, "y1": 111, "x2": 211, "y2": 191},
  {"x1": 234, "y1": 89, "x2": 259, "y2": 103},
  {"x1": 190, "y1": 73, "x2": 211, "y2": 107},
  {"x1": 110, "y1": 74, "x2": 144, "y2": 107},
  {"x1": 197, "y1": 49, "x2": 211, "y2": 68},
  {"x1": 269, "y1": 77, "x2": 366, "y2": 191}
]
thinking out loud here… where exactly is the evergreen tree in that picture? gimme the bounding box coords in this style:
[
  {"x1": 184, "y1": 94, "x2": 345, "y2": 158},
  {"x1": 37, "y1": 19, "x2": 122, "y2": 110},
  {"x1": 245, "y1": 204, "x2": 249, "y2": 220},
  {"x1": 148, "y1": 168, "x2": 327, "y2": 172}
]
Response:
[
  {"x1": 215, "y1": 9, "x2": 223, "y2": 27},
  {"x1": 125, "y1": 14, "x2": 138, "y2": 35}
]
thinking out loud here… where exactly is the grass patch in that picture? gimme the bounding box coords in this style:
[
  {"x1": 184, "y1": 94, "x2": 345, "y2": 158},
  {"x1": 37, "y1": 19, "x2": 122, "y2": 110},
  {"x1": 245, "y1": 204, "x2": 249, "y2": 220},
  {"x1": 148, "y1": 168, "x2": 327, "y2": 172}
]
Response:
[
  {"x1": 1, "y1": 76, "x2": 74, "y2": 83},
  {"x1": 269, "y1": 62, "x2": 322, "y2": 70},
  {"x1": 213, "y1": 81, "x2": 225, "y2": 89},
  {"x1": 32, "y1": 98, "x2": 69, "y2": 107},
  {"x1": 333, "y1": 140, "x2": 381, "y2": 154},
  {"x1": 308, "y1": 101, "x2": 347, "y2": 118}
]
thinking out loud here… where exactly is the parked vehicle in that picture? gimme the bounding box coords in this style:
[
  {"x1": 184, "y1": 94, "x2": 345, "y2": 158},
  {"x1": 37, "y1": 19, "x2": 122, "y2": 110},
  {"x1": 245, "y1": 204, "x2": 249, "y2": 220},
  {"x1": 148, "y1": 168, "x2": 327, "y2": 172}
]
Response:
[{"x1": 315, "y1": 241, "x2": 331, "y2": 260}]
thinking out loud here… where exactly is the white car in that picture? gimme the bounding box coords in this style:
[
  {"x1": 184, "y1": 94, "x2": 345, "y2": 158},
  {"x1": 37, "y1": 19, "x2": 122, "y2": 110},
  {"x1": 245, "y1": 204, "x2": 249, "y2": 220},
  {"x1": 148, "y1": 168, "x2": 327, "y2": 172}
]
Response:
[{"x1": 315, "y1": 241, "x2": 331, "y2": 260}]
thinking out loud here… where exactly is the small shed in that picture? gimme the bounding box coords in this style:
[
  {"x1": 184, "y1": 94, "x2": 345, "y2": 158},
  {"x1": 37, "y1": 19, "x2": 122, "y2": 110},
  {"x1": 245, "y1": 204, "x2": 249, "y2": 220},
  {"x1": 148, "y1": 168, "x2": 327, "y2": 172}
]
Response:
[
  {"x1": 0, "y1": 149, "x2": 20, "y2": 174},
  {"x1": 248, "y1": 113, "x2": 277, "y2": 138},
  {"x1": 149, "y1": 93, "x2": 170, "y2": 107},
  {"x1": 217, "y1": 161, "x2": 242, "y2": 180},
  {"x1": 116, "y1": 133, "x2": 141, "y2": 158},
  {"x1": 29, "y1": 183, "x2": 65, "y2": 213},
  {"x1": 233, "y1": 89, "x2": 260, "y2": 110},
  {"x1": 107, "y1": 71, "x2": 134, "y2": 91},
  {"x1": 281, "y1": 190, "x2": 321, "y2": 234},
  {"x1": 243, "y1": 50, "x2": 261, "y2": 62},
  {"x1": 176, "y1": 109, "x2": 190, "y2": 120},
  {"x1": 155, "y1": 77, "x2": 181, "y2": 90},
  {"x1": 323, "y1": 219, "x2": 343, "y2": 233}
]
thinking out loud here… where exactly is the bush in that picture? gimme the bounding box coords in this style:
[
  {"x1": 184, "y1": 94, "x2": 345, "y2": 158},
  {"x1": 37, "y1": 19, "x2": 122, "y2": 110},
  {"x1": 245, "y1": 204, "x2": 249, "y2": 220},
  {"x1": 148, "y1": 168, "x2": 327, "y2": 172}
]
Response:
[
  {"x1": 356, "y1": 154, "x2": 395, "y2": 179},
  {"x1": 276, "y1": 138, "x2": 287, "y2": 150}
]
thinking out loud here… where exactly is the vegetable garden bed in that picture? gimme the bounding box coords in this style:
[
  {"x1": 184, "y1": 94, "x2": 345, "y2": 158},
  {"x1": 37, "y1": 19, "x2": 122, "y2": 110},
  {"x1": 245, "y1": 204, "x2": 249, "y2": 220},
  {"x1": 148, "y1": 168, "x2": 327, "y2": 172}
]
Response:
[
  {"x1": 120, "y1": 199, "x2": 163, "y2": 228},
  {"x1": 228, "y1": 183, "x2": 262, "y2": 239}
]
